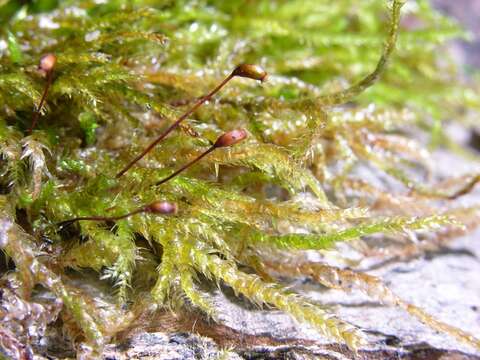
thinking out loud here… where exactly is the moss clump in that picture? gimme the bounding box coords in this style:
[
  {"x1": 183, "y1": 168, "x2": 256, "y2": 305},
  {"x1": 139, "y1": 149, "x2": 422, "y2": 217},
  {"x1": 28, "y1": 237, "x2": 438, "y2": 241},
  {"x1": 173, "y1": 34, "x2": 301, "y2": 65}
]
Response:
[{"x1": 1, "y1": 0, "x2": 480, "y2": 357}]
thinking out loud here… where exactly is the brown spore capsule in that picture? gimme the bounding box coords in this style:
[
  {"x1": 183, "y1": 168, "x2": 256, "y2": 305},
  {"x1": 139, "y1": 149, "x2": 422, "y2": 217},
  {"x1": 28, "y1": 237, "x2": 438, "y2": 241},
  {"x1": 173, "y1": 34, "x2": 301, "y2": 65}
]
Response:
[
  {"x1": 28, "y1": 54, "x2": 57, "y2": 133},
  {"x1": 145, "y1": 201, "x2": 178, "y2": 215},
  {"x1": 232, "y1": 64, "x2": 267, "y2": 82},
  {"x1": 214, "y1": 129, "x2": 248, "y2": 148},
  {"x1": 39, "y1": 53, "x2": 57, "y2": 73}
]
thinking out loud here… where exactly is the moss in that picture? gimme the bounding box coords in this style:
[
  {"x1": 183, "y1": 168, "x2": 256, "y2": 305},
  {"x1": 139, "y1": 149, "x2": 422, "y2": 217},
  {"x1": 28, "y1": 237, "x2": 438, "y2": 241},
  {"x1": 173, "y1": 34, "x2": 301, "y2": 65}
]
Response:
[{"x1": 1, "y1": 0, "x2": 480, "y2": 357}]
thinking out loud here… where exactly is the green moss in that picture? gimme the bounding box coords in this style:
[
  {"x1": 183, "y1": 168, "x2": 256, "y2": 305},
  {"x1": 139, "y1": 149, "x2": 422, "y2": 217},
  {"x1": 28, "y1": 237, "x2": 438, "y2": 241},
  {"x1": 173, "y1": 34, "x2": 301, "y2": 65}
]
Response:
[{"x1": 1, "y1": 0, "x2": 480, "y2": 356}]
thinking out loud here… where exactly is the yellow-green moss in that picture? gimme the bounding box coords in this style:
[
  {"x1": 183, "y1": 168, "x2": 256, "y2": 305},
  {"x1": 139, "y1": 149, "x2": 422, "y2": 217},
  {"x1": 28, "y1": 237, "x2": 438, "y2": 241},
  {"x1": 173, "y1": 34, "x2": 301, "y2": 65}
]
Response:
[{"x1": 1, "y1": 0, "x2": 480, "y2": 356}]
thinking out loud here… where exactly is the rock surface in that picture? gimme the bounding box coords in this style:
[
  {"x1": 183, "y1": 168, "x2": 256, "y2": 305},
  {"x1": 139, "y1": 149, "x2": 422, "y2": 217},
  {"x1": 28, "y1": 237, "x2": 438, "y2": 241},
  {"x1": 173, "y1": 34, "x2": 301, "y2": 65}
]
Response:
[{"x1": 433, "y1": 0, "x2": 480, "y2": 68}]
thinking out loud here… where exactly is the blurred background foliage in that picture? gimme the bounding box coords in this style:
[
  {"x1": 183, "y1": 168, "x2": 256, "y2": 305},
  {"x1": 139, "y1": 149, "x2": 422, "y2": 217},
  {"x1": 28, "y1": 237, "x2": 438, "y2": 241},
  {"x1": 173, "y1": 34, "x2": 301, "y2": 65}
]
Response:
[{"x1": 1, "y1": 0, "x2": 478, "y2": 146}]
